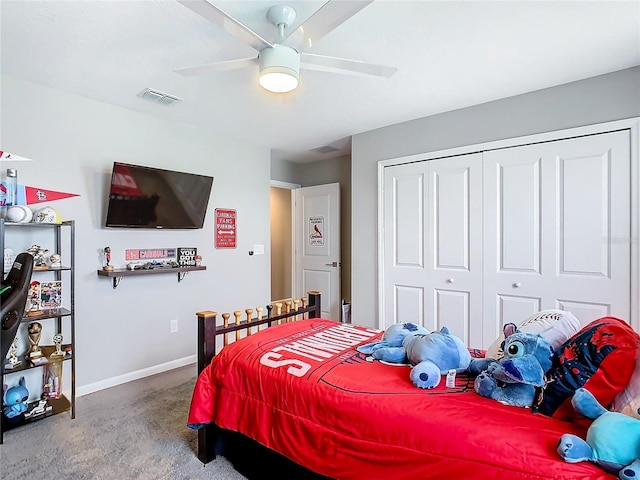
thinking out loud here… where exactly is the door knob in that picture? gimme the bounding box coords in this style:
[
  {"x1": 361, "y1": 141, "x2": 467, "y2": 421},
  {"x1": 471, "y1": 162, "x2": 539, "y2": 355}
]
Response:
[
  {"x1": 325, "y1": 261, "x2": 340, "y2": 267},
  {"x1": 446, "y1": 278, "x2": 455, "y2": 283},
  {"x1": 513, "y1": 282, "x2": 521, "y2": 288}
]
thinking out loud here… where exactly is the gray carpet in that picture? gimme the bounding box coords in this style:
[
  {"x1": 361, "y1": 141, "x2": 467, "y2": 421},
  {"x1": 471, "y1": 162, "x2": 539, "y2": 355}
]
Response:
[{"x1": 0, "y1": 365, "x2": 247, "y2": 480}]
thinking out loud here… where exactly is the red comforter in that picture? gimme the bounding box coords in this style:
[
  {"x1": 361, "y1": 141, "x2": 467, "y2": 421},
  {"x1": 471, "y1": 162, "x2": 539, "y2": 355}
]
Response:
[{"x1": 188, "y1": 319, "x2": 613, "y2": 480}]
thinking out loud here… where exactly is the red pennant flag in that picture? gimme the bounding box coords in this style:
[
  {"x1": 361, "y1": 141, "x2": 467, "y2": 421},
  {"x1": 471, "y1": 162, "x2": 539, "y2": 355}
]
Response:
[{"x1": 24, "y1": 186, "x2": 79, "y2": 205}]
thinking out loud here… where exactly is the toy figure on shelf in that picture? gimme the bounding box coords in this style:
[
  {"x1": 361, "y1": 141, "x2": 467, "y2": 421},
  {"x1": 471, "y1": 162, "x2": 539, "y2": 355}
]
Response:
[
  {"x1": 24, "y1": 398, "x2": 52, "y2": 420},
  {"x1": 26, "y1": 245, "x2": 49, "y2": 269},
  {"x1": 25, "y1": 280, "x2": 42, "y2": 316},
  {"x1": 3, "y1": 376, "x2": 29, "y2": 418},
  {"x1": 103, "y1": 246, "x2": 114, "y2": 271},
  {"x1": 49, "y1": 253, "x2": 61, "y2": 268},
  {"x1": 4, "y1": 337, "x2": 21, "y2": 369},
  {"x1": 42, "y1": 362, "x2": 61, "y2": 400}
]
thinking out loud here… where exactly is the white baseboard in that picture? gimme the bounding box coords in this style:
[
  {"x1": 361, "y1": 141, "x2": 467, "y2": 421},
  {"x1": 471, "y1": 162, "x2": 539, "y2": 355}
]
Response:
[{"x1": 76, "y1": 355, "x2": 196, "y2": 397}]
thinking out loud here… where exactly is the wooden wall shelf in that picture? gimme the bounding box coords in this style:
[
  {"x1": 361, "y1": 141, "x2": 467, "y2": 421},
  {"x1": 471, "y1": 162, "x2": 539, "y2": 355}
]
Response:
[{"x1": 97, "y1": 266, "x2": 206, "y2": 289}]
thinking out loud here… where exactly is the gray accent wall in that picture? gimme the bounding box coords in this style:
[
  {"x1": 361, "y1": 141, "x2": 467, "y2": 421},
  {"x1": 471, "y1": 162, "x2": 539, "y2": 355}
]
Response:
[{"x1": 351, "y1": 66, "x2": 640, "y2": 327}]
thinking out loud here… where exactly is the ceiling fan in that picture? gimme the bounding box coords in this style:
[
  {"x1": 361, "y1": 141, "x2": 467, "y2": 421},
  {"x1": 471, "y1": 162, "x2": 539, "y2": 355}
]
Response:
[{"x1": 175, "y1": 0, "x2": 397, "y2": 93}]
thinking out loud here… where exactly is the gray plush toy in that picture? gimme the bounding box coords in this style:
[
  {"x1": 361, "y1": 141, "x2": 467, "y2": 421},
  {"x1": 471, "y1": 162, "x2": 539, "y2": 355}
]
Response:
[{"x1": 474, "y1": 323, "x2": 554, "y2": 408}]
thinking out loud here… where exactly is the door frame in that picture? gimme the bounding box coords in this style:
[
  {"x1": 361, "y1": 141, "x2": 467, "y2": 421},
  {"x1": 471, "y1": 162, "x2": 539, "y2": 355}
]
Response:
[
  {"x1": 377, "y1": 117, "x2": 640, "y2": 331},
  {"x1": 270, "y1": 180, "x2": 300, "y2": 303}
]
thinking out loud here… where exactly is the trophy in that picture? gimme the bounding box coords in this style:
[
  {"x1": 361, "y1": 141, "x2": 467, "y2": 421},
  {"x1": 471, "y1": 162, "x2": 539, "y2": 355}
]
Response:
[
  {"x1": 4, "y1": 336, "x2": 21, "y2": 369},
  {"x1": 50, "y1": 333, "x2": 64, "y2": 358},
  {"x1": 27, "y1": 322, "x2": 48, "y2": 366}
]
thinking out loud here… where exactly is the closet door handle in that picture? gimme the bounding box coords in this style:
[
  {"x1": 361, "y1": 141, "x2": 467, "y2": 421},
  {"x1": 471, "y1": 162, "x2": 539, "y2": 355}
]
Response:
[
  {"x1": 513, "y1": 282, "x2": 522, "y2": 288},
  {"x1": 446, "y1": 278, "x2": 455, "y2": 284}
]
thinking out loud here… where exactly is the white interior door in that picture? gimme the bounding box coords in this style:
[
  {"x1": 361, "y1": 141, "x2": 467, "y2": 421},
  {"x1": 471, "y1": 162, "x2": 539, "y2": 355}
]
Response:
[
  {"x1": 294, "y1": 183, "x2": 341, "y2": 320},
  {"x1": 382, "y1": 153, "x2": 483, "y2": 344},
  {"x1": 483, "y1": 130, "x2": 631, "y2": 340}
]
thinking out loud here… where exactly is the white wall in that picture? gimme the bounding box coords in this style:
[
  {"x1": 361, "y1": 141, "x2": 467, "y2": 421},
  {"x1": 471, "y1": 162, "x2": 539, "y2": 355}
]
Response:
[
  {"x1": 351, "y1": 66, "x2": 640, "y2": 328},
  {"x1": 1, "y1": 75, "x2": 272, "y2": 393}
]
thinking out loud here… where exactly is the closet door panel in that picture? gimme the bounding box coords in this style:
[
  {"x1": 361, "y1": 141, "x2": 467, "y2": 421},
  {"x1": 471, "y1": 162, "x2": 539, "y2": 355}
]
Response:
[
  {"x1": 394, "y1": 285, "x2": 426, "y2": 328},
  {"x1": 382, "y1": 153, "x2": 482, "y2": 343},
  {"x1": 434, "y1": 289, "x2": 470, "y2": 345},
  {"x1": 551, "y1": 131, "x2": 630, "y2": 325},
  {"x1": 427, "y1": 154, "x2": 483, "y2": 344},
  {"x1": 499, "y1": 158, "x2": 542, "y2": 273},
  {"x1": 483, "y1": 151, "x2": 548, "y2": 346},
  {"x1": 497, "y1": 294, "x2": 542, "y2": 327},
  {"x1": 382, "y1": 162, "x2": 428, "y2": 328},
  {"x1": 560, "y1": 150, "x2": 612, "y2": 277},
  {"x1": 556, "y1": 300, "x2": 610, "y2": 324},
  {"x1": 484, "y1": 130, "x2": 630, "y2": 330}
]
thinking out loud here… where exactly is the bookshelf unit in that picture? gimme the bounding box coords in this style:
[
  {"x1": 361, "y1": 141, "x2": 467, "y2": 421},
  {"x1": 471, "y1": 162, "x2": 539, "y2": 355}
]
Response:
[{"x1": 0, "y1": 219, "x2": 75, "y2": 443}]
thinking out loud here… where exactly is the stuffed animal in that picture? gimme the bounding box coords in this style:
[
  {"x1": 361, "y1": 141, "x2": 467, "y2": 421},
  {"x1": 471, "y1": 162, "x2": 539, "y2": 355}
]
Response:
[
  {"x1": 474, "y1": 323, "x2": 553, "y2": 407},
  {"x1": 558, "y1": 388, "x2": 640, "y2": 480},
  {"x1": 3, "y1": 376, "x2": 29, "y2": 418},
  {"x1": 357, "y1": 322, "x2": 430, "y2": 361},
  {"x1": 357, "y1": 323, "x2": 472, "y2": 389}
]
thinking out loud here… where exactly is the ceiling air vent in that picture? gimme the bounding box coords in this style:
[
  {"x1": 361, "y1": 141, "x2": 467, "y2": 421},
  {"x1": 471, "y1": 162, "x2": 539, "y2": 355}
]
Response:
[
  {"x1": 310, "y1": 145, "x2": 340, "y2": 154},
  {"x1": 138, "y1": 88, "x2": 182, "y2": 106}
]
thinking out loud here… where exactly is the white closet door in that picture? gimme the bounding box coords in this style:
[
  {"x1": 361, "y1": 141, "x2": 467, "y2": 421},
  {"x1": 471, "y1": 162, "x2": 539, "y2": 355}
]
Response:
[
  {"x1": 382, "y1": 153, "x2": 482, "y2": 344},
  {"x1": 382, "y1": 161, "x2": 428, "y2": 329},
  {"x1": 483, "y1": 130, "x2": 631, "y2": 341}
]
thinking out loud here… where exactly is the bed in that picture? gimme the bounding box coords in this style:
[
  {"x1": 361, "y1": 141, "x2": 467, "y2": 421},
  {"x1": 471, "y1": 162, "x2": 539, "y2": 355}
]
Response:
[{"x1": 187, "y1": 292, "x2": 620, "y2": 480}]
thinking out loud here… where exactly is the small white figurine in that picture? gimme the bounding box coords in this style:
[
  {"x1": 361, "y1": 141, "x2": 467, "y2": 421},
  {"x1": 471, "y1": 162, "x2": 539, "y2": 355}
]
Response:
[
  {"x1": 49, "y1": 253, "x2": 61, "y2": 268},
  {"x1": 27, "y1": 245, "x2": 49, "y2": 269}
]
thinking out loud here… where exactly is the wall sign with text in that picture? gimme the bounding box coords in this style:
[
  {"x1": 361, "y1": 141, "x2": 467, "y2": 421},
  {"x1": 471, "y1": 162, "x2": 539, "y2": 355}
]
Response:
[{"x1": 215, "y1": 208, "x2": 237, "y2": 249}]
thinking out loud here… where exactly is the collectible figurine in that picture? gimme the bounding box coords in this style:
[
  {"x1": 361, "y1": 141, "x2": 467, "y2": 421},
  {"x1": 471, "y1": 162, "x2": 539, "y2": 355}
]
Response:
[
  {"x1": 27, "y1": 245, "x2": 49, "y2": 269},
  {"x1": 103, "y1": 246, "x2": 114, "y2": 271},
  {"x1": 42, "y1": 362, "x2": 61, "y2": 399},
  {"x1": 3, "y1": 377, "x2": 29, "y2": 418},
  {"x1": 4, "y1": 337, "x2": 21, "y2": 369},
  {"x1": 49, "y1": 253, "x2": 61, "y2": 268},
  {"x1": 25, "y1": 280, "x2": 42, "y2": 315}
]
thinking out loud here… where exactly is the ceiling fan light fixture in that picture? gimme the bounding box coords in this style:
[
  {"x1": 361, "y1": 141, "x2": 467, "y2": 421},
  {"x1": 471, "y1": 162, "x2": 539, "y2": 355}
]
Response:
[{"x1": 258, "y1": 45, "x2": 300, "y2": 93}]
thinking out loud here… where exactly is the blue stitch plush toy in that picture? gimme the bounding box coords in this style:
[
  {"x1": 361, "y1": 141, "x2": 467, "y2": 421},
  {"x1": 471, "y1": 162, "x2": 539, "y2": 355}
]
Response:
[
  {"x1": 3, "y1": 376, "x2": 29, "y2": 418},
  {"x1": 558, "y1": 388, "x2": 640, "y2": 480},
  {"x1": 474, "y1": 323, "x2": 554, "y2": 408},
  {"x1": 357, "y1": 323, "x2": 472, "y2": 389}
]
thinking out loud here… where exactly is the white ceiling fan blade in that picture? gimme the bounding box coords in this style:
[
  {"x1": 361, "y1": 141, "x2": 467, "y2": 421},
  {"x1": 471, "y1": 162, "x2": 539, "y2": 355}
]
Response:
[
  {"x1": 174, "y1": 57, "x2": 258, "y2": 77},
  {"x1": 300, "y1": 53, "x2": 397, "y2": 78},
  {"x1": 177, "y1": 0, "x2": 272, "y2": 51},
  {"x1": 285, "y1": 0, "x2": 374, "y2": 51}
]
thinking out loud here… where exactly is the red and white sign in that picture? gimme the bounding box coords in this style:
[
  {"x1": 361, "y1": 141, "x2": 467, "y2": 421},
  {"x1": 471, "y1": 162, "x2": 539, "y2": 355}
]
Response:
[
  {"x1": 215, "y1": 208, "x2": 237, "y2": 249},
  {"x1": 125, "y1": 248, "x2": 176, "y2": 261}
]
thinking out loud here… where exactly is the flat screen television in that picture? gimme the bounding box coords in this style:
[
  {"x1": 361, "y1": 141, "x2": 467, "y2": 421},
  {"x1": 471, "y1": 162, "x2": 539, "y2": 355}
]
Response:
[{"x1": 105, "y1": 162, "x2": 214, "y2": 229}]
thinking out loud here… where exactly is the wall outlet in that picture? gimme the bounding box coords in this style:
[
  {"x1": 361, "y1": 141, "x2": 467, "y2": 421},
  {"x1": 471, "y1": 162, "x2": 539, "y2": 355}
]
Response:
[{"x1": 170, "y1": 319, "x2": 178, "y2": 333}]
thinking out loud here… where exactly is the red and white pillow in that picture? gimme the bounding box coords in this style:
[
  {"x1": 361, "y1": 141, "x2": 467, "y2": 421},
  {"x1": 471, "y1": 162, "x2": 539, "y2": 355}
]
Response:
[{"x1": 486, "y1": 309, "x2": 581, "y2": 361}]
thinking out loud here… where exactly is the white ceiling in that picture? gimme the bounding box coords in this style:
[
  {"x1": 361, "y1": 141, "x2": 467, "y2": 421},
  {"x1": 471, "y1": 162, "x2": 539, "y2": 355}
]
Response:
[{"x1": 1, "y1": 1, "x2": 639, "y2": 163}]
